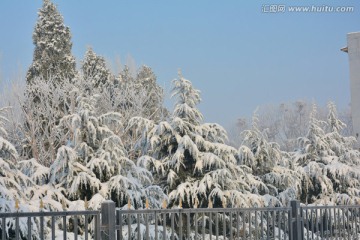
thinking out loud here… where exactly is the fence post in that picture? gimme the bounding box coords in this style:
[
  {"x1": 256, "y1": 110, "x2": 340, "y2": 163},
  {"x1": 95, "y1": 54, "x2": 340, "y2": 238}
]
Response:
[
  {"x1": 290, "y1": 200, "x2": 302, "y2": 240},
  {"x1": 101, "y1": 200, "x2": 116, "y2": 240}
]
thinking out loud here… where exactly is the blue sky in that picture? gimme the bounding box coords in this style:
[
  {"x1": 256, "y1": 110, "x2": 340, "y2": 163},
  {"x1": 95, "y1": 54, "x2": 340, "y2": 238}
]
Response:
[{"x1": 0, "y1": 1, "x2": 359, "y2": 128}]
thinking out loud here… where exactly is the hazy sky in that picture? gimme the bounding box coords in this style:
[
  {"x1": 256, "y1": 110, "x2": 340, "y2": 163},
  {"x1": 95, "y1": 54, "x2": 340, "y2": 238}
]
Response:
[{"x1": 0, "y1": 1, "x2": 359, "y2": 128}]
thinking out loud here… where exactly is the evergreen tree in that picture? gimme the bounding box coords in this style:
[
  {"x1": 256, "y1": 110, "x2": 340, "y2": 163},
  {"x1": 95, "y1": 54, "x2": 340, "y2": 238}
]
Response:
[
  {"x1": 129, "y1": 72, "x2": 266, "y2": 208},
  {"x1": 325, "y1": 102, "x2": 360, "y2": 165},
  {"x1": 135, "y1": 65, "x2": 167, "y2": 121},
  {"x1": 81, "y1": 47, "x2": 112, "y2": 89},
  {"x1": 0, "y1": 107, "x2": 28, "y2": 206},
  {"x1": 109, "y1": 65, "x2": 166, "y2": 122},
  {"x1": 49, "y1": 89, "x2": 165, "y2": 208},
  {"x1": 238, "y1": 111, "x2": 303, "y2": 206},
  {"x1": 239, "y1": 111, "x2": 281, "y2": 175},
  {"x1": 0, "y1": 108, "x2": 40, "y2": 238},
  {"x1": 26, "y1": 0, "x2": 76, "y2": 84},
  {"x1": 294, "y1": 104, "x2": 360, "y2": 204}
]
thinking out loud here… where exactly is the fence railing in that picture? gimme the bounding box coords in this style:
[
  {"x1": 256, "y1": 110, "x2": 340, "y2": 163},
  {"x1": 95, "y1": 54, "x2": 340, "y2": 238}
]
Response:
[
  {"x1": 0, "y1": 209, "x2": 100, "y2": 240},
  {"x1": 301, "y1": 204, "x2": 360, "y2": 239},
  {"x1": 111, "y1": 206, "x2": 292, "y2": 240},
  {"x1": 1, "y1": 200, "x2": 360, "y2": 239}
]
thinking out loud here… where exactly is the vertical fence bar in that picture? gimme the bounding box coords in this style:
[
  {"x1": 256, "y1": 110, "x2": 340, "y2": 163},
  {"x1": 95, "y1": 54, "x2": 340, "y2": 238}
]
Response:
[
  {"x1": 266, "y1": 211, "x2": 270, "y2": 238},
  {"x1": 146, "y1": 213, "x2": 149, "y2": 240},
  {"x1": 209, "y1": 212, "x2": 212, "y2": 240},
  {"x1": 229, "y1": 211, "x2": 233, "y2": 240},
  {"x1": 202, "y1": 212, "x2": 205, "y2": 240},
  {"x1": 155, "y1": 212, "x2": 158, "y2": 240},
  {"x1": 272, "y1": 210, "x2": 276, "y2": 239},
  {"x1": 346, "y1": 208, "x2": 350, "y2": 240},
  {"x1": 248, "y1": 211, "x2": 251, "y2": 239},
  {"x1": 317, "y1": 208, "x2": 320, "y2": 239},
  {"x1": 187, "y1": 212, "x2": 191, "y2": 239},
  {"x1": 327, "y1": 208, "x2": 330, "y2": 239},
  {"x1": 329, "y1": 208, "x2": 333, "y2": 239},
  {"x1": 95, "y1": 213, "x2": 101, "y2": 240},
  {"x1": 28, "y1": 216, "x2": 32, "y2": 240},
  {"x1": 301, "y1": 209, "x2": 304, "y2": 239},
  {"x1": 288, "y1": 209, "x2": 293, "y2": 240},
  {"x1": 101, "y1": 200, "x2": 116, "y2": 240},
  {"x1": 351, "y1": 208, "x2": 355, "y2": 238},
  {"x1": 171, "y1": 212, "x2": 175, "y2": 240},
  {"x1": 223, "y1": 211, "x2": 226, "y2": 239},
  {"x1": 324, "y1": 208, "x2": 327, "y2": 239},
  {"x1": 311, "y1": 209, "x2": 314, "y2": 239},
  {"x1": 357, "y1": 208, "x2": 360, "y2": 236},
  {"x1": 137, "y1": 213, "x2": 140, "y2": 240},
  {"x1": 243, "y1": 211, "x2": 246, "y2": 239},
  {"x1": 283, "y1": 210, "x2": 287, "y2": 240},
  {"x1": 236, "y1": 211, "x2": 240, "y2": 239},
  {"x1": 195, "y1": 212, "x2": 198, "y2": 239},
  {"x1": 255, "y1": 211, "x2": 259, "y2": 240},
  {"x1": 115, "y1": 211, "x2": 120, "y2": 240},
  {"x1": 261, "y1": 211, "x2": 264, "y2": 239},
  {"x1": 74, "y1": 215, "x2": 78, "y2": 240},
  {"x1": 356, "y1": 208, "x2": 359, "y2": 238},
  {"x1": 162, "y1": 213, "x2": 166, "y2": 240},
  {"x1": 342, "y1": 208, "x2": 346, "y2": 238},
  {"x1": 305, "y1": 209, "x2": 308, "y2": 240},
  {"x1": 85, "y1": 215, "x2": 89, "y2": 240},
  {"x1": 337, "y1": 208, "x2": 341, "y2": 239},
  {"x1": 215, "y1": 212, "x2": 219, "y2": 240},
  {"x1": 283, "y1": 211, "x2": 286, "y2": 240},
  {"x1": 127, "y1": 212, "x2": 131, "y2": 240},
  {"x1": 354, "y1": 207, "x2": 358, "y2": 236},
  {"x1": 315, "y1": 208, "x2": 318, "y2": 240},
  {"x1": 118, "y1": 212, "x2": 123, "y2": 240},
  {"x1": 178, "y1": 211, "x2": 182, "y2": 240},
  {"x1": 320, "y1": 209, "x2": 324, "y2": 238},
  {"x1": 334, "y1": 208, "x2": 337, "y2": 238},
  {"x1": 2, "y1": 217, "x2": 5, "y2": 240},
  {"x1": 277, "y1": 211, "x2": 281, "y2": 239},
  {"x1": 63, "y1": 215, "x2": 67, "y2": 240},
  {"x1": 328, "y1": 207, "x2": 333, "y2": 240},
  {"x1": 15, "y1": 216, "x2": 19, "y2": 240}
]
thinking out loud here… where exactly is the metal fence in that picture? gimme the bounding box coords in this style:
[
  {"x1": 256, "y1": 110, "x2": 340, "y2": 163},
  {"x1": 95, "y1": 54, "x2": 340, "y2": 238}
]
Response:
[
  {"x1": 301, "y1": 204, "x2": 360, "y2": 239},
  {"x1": 112, "y1": 206, "x2": 292, "y2": 240},
  {"x1": 1, "y1": 200, "x2": 360, "y2": 239},
  {"x1": 0, "y1": 209, "x2": 100, "y2": 240}
]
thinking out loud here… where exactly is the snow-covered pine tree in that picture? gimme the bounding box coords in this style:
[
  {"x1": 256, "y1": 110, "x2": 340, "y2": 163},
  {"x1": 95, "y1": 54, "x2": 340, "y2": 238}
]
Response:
[
  {"x1": 24, "y1": 0, "x2": 77, "y2": 166},
  {"x1": 96, "y1": 65, "x2": 167, "y2": 158},
  {"x1": 0, "y1": 107, "x2": 41, "y2": 238},
  {"x1": 135, "y1": 65, "x2": 167, "y2": 122},
  {"x1": 21, "y1": 77, "x2": 74, "y2": 166},
  {"x1": 239, "y1": 111, "x2": 281, "y2": 175},
  {"x1": 50, "y1": 89, "x2": 165, "y2": 209},
  {"x1": 81, "y1": 47, "x2": 112, "y2": 89},
  {"x1": 0, "y1": 107, "x2": 28, "y2": 207},
  {"x1": 111, "y1": 65, "x2": 166, "y2": 122},
  {"x1": 238, "y1": 111, "x2": 303, "y2": 206},
  {"x1": 325, "y1": 101, "x2": 360, "y2": 165},
  {"x1": 295, "y1": 104, "x2": 331, "y2": 166},
  {"x1": 129, "y1": 72, "x2": 266, "y2": 209},
  {"x1": 294, "y1": 104, "x2": 360, "y2": 205},
  {"x1": 26, "y1": 0, "x2": 76, "y2": 84},
  {"x1": 320, "y1": 102, "x2": 360, "y2": 204}
]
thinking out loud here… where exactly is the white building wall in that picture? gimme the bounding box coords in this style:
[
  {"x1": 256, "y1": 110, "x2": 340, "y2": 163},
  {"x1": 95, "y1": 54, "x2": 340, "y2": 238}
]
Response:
[{"x1": 347, "y1": 32, "x2": 360, "y2": 139}]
